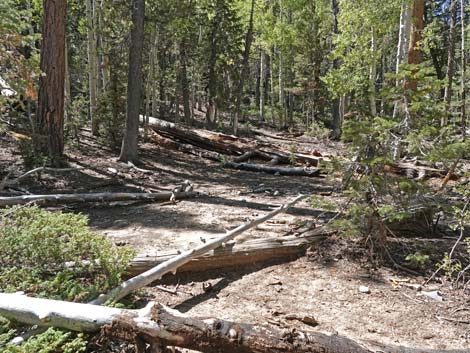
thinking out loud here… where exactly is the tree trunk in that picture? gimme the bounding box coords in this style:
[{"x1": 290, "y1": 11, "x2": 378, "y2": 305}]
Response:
[
  {"x1": 36, "y1": 0, "x2": 67, "y2": 166},
  {"x1": 223, "y1": 162, "x2": 320, "y2": 177},
  {"x1": 119, "y1": 0, "x2": 145, "y2": 163},
  {"x1": 442, "y1": 0, "x2": 458, "y2": 126},
  {"x1": 331, "y1": 0, "x2": 341, "y2": 139},
  {"x1": 393, "y1": 0, "x2": 412, "y2": 118},
  {"x1": 260, "y1": 49, "x2": 266, "y2": 121},
  {"x1": 86, "y1": 0, "x2": 99, "y2": 135},
  {"x1": 1, "y1": 294, "x2": 467, "y2": 353},
  {"x1": 461, "y1": 0, "x2": 467, "y2": 139},
  {"x1": 0, "y1": 191, "x2": 196, "y2": 207},
  {"x1": 179, "y1": 42, "x2": 191, "y2": 125},
  {"x1": 404, "y1": 0, "x2": 424, "y2": 92},
  {"x1": 369, "y1": 28, "x2": 377, "y2": 117},
  {"x1": 233, "y1": 0, "x2": 255, "y2": 135},
  {"x1": 129, "y1": 228, "x2": 330, "y2": 276}
]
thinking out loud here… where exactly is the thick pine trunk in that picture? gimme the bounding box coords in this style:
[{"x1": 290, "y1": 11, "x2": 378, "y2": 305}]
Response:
[
  {"x1": 36, "y1": 0, "x2": 67, "y2": 166},
  {"x1": 404, "y1": 0, "x2": 424, "y2": 93},
  {"x1": 119, "y1": 0, "x2": 145, "y2": 163}
]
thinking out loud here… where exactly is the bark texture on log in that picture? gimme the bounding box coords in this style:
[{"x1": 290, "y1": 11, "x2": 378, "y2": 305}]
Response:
[
  {"x1": 145, "y1": 116, "x2": 323, "y2": 166},
  {"x1": 223, "y1": 162, "x2": 320, "y2": 177},
  {"x1": 129, "y1": 228, "x2": 331, "y2": 276},
  {"x1": 0, "y1": 191, "x2": 197, "y2": 207},
  {"x1": 0, "y1": 294, "x2": 465, "y2": 353}
]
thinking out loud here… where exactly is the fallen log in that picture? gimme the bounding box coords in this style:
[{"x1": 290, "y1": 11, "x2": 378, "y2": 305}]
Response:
[
  {"x1": 145, "y1": 115, "x2": 257, "y2": 155},
  {"x1": 0, "y1": 191, "x2": 197, "y2": 207},
  {"x1": 384, "y1": 162, "x2": 449, "y2": 179},
  {"x1": 223, "y1": 162, "x2": 320, "y2": 177},
  {"x1": 0, "y1": 294, "x2": 465, "y2": 353},
  {"x1": 90, "y1": 195, "x2": 306, "y2": 305},
  {"x1": 145, "y1": 116, "x2": 324, "y2": 166},
  {"x1": 128, "y1": 228, "x2": 332, "y2": 276},
  {"x1": 150, "y1": 131, "x2": 222, "y2": 161}
]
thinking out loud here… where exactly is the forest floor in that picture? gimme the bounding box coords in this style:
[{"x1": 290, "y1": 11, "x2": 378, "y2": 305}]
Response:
[{"x1": 0, "y1": 126, "x2": 469, "y2": 352}]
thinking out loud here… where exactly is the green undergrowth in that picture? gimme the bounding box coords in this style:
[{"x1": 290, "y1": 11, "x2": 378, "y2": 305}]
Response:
[{"x1": 0, "y1": 206, "x2": 135, "y2": 352}]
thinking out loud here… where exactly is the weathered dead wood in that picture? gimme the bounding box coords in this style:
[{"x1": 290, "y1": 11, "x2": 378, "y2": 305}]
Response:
[
  {"x1": 128, "y1": 228, "x2": 331, "y2": 276},
  {"x1": 145, "y1": 116, "x2": 324, "y2": 166},
  {"x1": 0, "y1": 294, "x2": 466, "y2": 353},
  {"x1": 146, "y1": 116, "x2": 257, "y2": 155},
  {"x1": 223, "y1": 162, "x2": 320, "y2": 177},
  {"x1": 150, "y1": 132, "x2": 222, "y2": 161},
  {"x1": 0, "y1": 191, "x2": 197, "y2": 207},
  {"x1": 384, "y1": 162, "x2": 449, "y2": 179},
  {"x1": 91, "y1": 195, "x2": 306, "y2": 305}
]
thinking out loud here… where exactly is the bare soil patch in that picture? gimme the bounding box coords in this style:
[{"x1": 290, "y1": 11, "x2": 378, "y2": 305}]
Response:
[{"x1": 0, "y1": 129, "x2": 468, "y2": 351}]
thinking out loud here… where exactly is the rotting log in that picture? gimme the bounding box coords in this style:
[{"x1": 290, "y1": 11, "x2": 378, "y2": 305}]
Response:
[
  {"x1": 145, "y1": 116, "x2": 323, "y2": 166},
  {"x1": 0, "y1": 294, "x2": 466, "y2": 353},
  {"x1": 0, "y1": 191, "x2": 197, "y2": 207},
  {"x1": 384, "y1": 162, "x2": 450, "y2": 179},
  {"x1": 145, "y1": 115, "x2": 257, "y2": 155},
  {"x1": 128, "y1": 228, "x2": 332, "y2": 276},
  {"x1": 150, "y1": 132, "x2": 222, "y2": 162},
  {"x1": 90, "y1": 195, "x2": 306, "y2": 305},
  {"x1": 223, "y1": 162, "x2": 321, "y2": 177}
]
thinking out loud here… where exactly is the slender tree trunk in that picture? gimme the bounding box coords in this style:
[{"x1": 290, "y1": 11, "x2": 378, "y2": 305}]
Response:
[
  {"x1": 205, "y1": 11, "x2": 219, "y2": 129},
  {"x1": 86, "y1": 0, "x2": 99, "y2": 135},
  {"x1": 179, "y1": 43, "x2": 191, "y2": 125},
  {"x1": 331, "y1": 0, "x2": 341, "y2": 139},
  {"x1": 461, "y1": 0, "x2": 467, "y2": 139},
  {"x1": 442, "y1": 0, "x2": 458, "y2": 127},
  {"x1": 260, "y1": 50, "x2": 266, "y2": 121},
  {"x1": 393, "y1": 0, "x2": 412, "y2": 118},
  {"x1": 36, "y1": 0, "x2": 67, "y2": 166},
  {"x1": 119, "y1": 0, "x2": 145, "y2": 163},
  {"x1": 369, "y1": 28, "x2": 377, "y2": 117},
  {"x1": 64, "y1": 40, "x2": 71, "y2": 126},
  {"x1": 255, "y1": 49, "x2": 261, "y2": 109},
  {"x1": 233, "y1": 0, "x2": 256, "y2": 135}
]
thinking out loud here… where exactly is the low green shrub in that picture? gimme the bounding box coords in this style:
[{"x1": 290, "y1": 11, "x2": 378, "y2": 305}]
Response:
[{"x1": 0, "y1": 206, "x2": 135, "y2": 352}]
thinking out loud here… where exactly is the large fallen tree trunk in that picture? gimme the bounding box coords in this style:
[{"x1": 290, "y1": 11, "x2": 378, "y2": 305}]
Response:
[
  {"x1": 129, "y1": 228, "x2": 332, "y2": 276},
  {"x1": 223, "y1": 162, "x2": 320, "y2": 177},
  {"x1": 91, "y1": 195, "x2": 306, "y2": 305},
  {"x1": 146, "y1": 116, "x2": 323, "y2": 166},
  {"x1": 0, "y1": 294, "x2": 465, "y2": 353},
  {"x1": 145, "y1": 116, "x2": 257, "y2": 155},
  {"x1": 0, "y1": 191, "x2": 197, "y2": 207}
]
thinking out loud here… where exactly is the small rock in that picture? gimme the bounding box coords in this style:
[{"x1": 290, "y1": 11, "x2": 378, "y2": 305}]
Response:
[
  {"x1": 359, "y1": 285, "x2": 371, "y2": 294},
  {"x1": 107, "y1": 167, "x2": 118, "y2": 174}
]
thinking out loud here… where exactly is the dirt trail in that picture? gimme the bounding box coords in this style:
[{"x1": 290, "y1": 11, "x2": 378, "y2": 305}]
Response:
[{"x1": 0, "y1": 130, "x2": 468, "y2": 351}]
